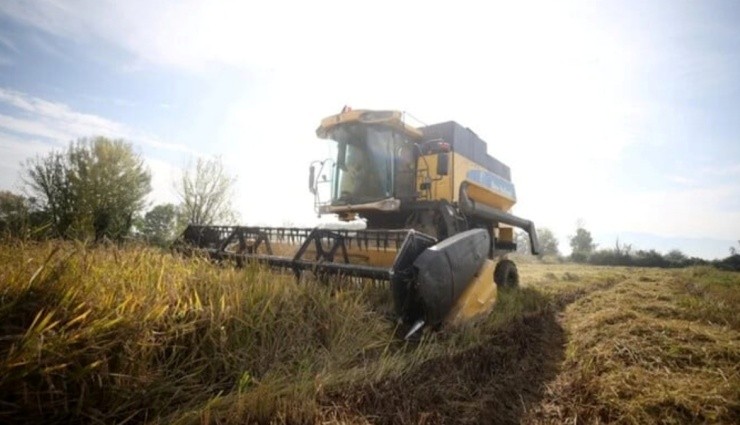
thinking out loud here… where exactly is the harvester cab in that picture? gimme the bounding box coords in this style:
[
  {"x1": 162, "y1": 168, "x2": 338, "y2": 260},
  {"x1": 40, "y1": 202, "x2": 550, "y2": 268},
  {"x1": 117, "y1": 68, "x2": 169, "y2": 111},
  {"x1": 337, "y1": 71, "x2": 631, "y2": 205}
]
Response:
[{"x1": 178, "y1": 108, "x2": 540, "y2": 338}]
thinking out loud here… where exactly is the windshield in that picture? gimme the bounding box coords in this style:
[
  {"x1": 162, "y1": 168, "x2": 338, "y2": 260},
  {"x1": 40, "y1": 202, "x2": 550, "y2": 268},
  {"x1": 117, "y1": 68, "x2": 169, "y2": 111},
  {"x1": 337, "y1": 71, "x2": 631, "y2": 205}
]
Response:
[{"x1": 328, "y1": 124, "x2": 414, "y2": 205}]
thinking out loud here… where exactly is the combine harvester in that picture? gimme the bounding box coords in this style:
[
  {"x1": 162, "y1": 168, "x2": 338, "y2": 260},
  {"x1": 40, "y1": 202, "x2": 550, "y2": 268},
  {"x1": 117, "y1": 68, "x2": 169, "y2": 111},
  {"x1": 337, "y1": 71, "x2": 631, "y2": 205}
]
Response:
[{"x1": 178, "y1": 108, "x2": 539, "y2": 338}]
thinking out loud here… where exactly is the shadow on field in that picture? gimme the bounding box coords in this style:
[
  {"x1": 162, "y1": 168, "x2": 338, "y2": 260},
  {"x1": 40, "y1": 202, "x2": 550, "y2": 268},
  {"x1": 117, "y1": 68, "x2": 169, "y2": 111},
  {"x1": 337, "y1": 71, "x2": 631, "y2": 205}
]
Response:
[{"x1": 321, "y1": 288, "x2": 567, "y2": 425}]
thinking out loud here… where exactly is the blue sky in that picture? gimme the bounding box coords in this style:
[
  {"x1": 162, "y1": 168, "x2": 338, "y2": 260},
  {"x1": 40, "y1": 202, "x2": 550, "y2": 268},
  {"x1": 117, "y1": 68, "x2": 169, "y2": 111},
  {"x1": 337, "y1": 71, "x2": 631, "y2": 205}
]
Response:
[{"x1": 0, "y1": 0, "x2": 738, "y2": 259}]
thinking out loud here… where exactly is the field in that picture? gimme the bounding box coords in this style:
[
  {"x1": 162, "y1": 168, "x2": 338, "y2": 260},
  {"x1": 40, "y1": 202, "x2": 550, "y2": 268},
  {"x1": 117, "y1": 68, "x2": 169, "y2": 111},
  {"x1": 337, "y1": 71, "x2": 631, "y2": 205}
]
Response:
[{"x1": 0, "y1": 241, "x2": 738, "y2": 424}]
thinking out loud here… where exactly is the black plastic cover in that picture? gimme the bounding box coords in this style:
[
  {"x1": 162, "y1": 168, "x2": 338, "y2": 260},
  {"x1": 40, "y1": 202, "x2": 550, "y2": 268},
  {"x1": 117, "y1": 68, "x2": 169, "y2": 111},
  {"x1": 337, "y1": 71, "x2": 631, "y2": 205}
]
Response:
[
  {"x1": 390, "y1": 230, "x2": 438, "y2": 321},
  {"x1": 412, "y1": 228, "x2": 490, "y2": 326}
]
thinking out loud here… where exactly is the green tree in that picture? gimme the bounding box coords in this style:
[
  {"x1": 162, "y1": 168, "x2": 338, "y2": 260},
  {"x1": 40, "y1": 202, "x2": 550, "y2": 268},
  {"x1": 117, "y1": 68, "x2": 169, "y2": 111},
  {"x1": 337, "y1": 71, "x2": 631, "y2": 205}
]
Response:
[
  {"x1": 138, "y1": 203, "x2": 179, "y2": 247},
  {"x1": 25, "y1": 151, "x2": 75, "y2": 236},
  {"x1": 665, "y1": 249, "x2": 687, "y2": 265},
  {"x1": 538, "y1": 228, "x2": 560, "y2": 257},
  {"x1": 25, "y1": 137, "x2": 151, "y2": 240},
  {"x1": 176, "y1": 157, "x2": 237, "y2": 226},
  {"x1": 516, "y1": 227, "x2": 559, "y2": 257},
  {"x1": 516, "y1": 230, "x2": 530, "y2": 254},
  {"x1": 0, "y1": 191, "x2": 29, "y2": 237},
  {"x1": 569, "y1": 226, "x2": 596, "y2": 262}
]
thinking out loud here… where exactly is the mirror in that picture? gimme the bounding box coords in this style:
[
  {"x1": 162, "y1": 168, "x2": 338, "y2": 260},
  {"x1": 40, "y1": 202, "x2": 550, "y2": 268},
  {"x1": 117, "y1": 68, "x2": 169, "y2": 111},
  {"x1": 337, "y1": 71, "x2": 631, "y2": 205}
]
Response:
[
  {"x1": 436, "y1": 152, "x2": 449, "y2": 176},
  {"x1": 308, "y1": 165, "x2": 316, "y2": 194},
  {"x1": 337, "y1": 142, "x2": 347, "y2": 170}
]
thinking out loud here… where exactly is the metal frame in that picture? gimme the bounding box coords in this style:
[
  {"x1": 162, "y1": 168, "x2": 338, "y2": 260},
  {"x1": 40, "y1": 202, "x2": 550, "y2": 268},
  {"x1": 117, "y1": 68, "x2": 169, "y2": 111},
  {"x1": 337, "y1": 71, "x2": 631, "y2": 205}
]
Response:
[{"x1": 178, "y1": 225, "x2": 435, "y2": 282}]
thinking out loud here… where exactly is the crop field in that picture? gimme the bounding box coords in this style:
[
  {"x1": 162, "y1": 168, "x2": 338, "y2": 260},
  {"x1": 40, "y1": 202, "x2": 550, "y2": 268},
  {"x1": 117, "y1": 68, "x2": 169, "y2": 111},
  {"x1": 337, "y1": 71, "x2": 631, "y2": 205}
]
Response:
[{"x1": 0, "y1": 241, "x2": 738, "y2": 424}]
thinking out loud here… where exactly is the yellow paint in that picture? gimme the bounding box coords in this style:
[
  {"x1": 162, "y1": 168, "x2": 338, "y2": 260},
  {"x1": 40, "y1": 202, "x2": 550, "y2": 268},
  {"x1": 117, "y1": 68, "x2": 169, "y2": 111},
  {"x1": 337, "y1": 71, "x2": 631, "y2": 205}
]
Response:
[
  {"x1": 415, "y1": 151, "x2": 516, "y2": 212},
  {"x1": 416, "y1": 153, "x2": 454, "y2": 201},
  {"x1": 444, "y1": 259, "x2": 496, "y2": 326},
  {"x1": 498, "y1": 227, "x2": 514, "y2": 244},
  {"x1": 464, "y1": 180, "x2": 516, "y2": 211},
  {"x1": 243, "y1": 241, "x2": 399, "y2": 268},
  {"x1": 316, "y1": 109, "x2": 423, "y2": 140},
  {"x1": 451, "y1": 154, "x2": 516, "y2": 211}
]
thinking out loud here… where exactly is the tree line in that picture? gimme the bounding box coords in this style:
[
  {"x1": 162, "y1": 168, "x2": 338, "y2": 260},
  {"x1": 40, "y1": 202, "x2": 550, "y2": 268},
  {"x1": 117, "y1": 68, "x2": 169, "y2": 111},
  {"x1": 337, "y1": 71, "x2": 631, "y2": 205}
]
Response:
[
  {"x1": 3, "y1": 136, "x2": 738, "y2": 271},
  {"x1": 516, "y1": 224, "x2": 740, "y2": 271},
  {"x1": 0, "y1": 137, "x2": 236, "y2": 245}
]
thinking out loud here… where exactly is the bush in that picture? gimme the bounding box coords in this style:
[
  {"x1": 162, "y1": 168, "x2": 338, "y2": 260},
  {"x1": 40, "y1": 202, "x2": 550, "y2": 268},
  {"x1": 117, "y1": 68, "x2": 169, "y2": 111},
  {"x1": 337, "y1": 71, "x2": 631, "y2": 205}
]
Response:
[
  {"x1": 585, "y1": 248, "x2": 710, "y2": 269},
  {"x1": 715, "y1": 254, "x2": 740, "y2": 271}
]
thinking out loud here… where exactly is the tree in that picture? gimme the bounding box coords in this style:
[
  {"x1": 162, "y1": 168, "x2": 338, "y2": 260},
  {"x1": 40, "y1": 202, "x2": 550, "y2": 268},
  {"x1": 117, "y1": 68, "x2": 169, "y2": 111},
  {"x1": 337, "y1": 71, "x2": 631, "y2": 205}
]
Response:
[
  {"x1": 569, "y1": 225, "x2": 596, "y2": 262},
  {"x1": 516, "y1": 230, "x2": 530, "y2": 254},
  {"x1": 176, "y1": 157, "x2": 237, "y2": 226},
  {"x1": 665, "y1": 249, "x2": 687, "y2": 265},
  {"x1": 138, "y1": 203, "x2": 179, "y2": 247},
  {"x1": 537, "y1": 228, "x2": 560, "y2": 257},
  {"x1": 25, "y1": 137, "x2": 151, "y2": 240},
  {"x1": 515, "y1": 227, "x2": 559, "y2": 257},
  {"x1": 25, "y1": 150, "x2": 75, "y2": 236},
  {"x1": 0, "y1": 191, "x2": 29, "y2": 237}
]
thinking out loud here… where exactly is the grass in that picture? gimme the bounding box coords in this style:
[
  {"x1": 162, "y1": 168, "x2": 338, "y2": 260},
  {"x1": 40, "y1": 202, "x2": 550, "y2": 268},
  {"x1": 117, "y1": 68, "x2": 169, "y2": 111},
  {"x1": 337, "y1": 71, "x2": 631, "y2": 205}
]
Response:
[
  {"x1": 0, "y1": 241, "x2": 738, "y2": 424},
  {"x1": 523, "y1": 265, "x2": 740, "y2": 424}
]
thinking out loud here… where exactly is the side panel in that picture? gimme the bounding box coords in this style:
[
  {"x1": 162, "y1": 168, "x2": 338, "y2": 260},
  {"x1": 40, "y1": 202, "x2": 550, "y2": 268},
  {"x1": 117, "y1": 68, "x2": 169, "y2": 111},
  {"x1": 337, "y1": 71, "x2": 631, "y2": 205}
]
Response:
[
  {"x1": 452, "y1": 153, "x2": 516, "y2": 212},
  {"x1": 464, "y1": 180, "x2": 516, "y2": 212},
  {"x1": 416, "y1": 153, "x2": 454, "y2": 201},
  {"x1": 414, "y1": 152, "x2": 517, "y2": 212}
]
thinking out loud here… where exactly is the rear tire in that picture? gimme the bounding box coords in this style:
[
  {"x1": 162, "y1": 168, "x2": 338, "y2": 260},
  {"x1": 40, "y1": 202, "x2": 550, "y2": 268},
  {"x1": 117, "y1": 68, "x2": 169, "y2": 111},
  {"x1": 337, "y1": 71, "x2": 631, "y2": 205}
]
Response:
[{"x1": 494, "y1": 259, "x2": 519, "y2": 288}]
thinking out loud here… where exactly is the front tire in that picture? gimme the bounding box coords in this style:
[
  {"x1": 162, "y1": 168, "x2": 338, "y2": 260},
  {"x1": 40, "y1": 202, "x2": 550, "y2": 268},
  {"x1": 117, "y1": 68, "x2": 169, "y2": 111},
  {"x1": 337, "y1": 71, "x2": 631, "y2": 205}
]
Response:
[{"x1": 494, "y1": 259, "x2": 519, "y2": 288}]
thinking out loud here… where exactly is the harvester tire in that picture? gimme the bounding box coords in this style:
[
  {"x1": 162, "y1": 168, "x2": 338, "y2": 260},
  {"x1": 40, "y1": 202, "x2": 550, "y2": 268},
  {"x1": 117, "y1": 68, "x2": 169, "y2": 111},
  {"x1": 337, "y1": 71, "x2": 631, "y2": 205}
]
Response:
[{"x1": 494, "y1": 259, "x2": 519, "y2": 288}]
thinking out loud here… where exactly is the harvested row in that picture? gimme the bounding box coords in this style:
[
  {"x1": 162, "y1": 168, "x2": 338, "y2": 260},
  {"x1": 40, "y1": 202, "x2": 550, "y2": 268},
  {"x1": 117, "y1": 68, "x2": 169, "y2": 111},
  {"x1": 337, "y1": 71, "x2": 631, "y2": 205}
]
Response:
[{"x1": 524, "y1": 267, "x2": 740, "y2": 424}]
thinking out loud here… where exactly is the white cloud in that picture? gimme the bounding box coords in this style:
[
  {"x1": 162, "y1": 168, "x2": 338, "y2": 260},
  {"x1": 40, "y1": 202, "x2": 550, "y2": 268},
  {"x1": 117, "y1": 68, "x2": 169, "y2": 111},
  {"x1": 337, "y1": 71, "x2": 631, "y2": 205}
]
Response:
[
  {"x1": 702, "y1": 163, "x2": 740, "y2": 177},
  {"x1": 0, "y1": 87, "x2": 197, "y2": 155},
  {"x1": 145, "y1": 157, "x2": 180, "y2": 206},
  {"x1": 0, "y1": 33, "x2": 19, "y2": 52},
  {"x1": 0, "y1": 88, "x2": 197, "y2": 208},
  {"x1": 0, "y1": 132, "x2": 53, "y2": 191},
  {"x1": 608, "y1": 185, "x2": 740, "y2": 240}
]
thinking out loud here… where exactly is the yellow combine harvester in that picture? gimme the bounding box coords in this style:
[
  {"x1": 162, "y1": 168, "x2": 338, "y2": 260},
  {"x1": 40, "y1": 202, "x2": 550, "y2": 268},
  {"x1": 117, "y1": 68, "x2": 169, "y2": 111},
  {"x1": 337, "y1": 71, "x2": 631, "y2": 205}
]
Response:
[{"x1": 179, "y1": 108, "x2": 539, "y2": 338}]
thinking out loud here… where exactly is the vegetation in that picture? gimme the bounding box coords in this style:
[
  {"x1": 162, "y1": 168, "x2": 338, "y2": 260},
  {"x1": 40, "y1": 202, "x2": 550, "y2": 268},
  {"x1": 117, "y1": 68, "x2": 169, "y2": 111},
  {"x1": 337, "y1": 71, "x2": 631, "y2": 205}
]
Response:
[
  {"x1": 136, "y1": 203, "x2": 180, "y2": 247},
  {"x1": 516, "y1": 227, "x2": 559, "y2": 257},
  {"x1": 569, "y1": 225, "x2": 596, "y2": 262},
  {"x1": 24, "y1": 137, "x2": 151, "y2": 241},
  {"x1": 7, "y1": 140, "x2": 239, "y2": 245},
  {"x1": 0, "y1": 242, "x2": 737, "y2": 424},
  {"x1": 0, "y1": 191, "x2": 32, "y2": 238},
  {"x1": 176, "y1": 156, "x2": 237, "y2": 226}
]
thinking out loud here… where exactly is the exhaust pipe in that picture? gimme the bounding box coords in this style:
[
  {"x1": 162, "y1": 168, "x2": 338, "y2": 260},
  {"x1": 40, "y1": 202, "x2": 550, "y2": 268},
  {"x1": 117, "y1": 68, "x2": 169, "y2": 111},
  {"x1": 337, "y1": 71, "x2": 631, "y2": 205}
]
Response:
[{"x1": 458, "y1": 182, "x2": 540, "y2": 255}]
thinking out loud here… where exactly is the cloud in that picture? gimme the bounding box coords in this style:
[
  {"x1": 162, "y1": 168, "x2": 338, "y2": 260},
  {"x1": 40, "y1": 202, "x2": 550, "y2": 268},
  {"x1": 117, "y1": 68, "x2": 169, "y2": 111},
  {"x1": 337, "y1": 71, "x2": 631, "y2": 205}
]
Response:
[
  {"x1": 702, "y1": 163, "x2": 740, "y2": 177},
  {"x1": 0, "y1": 88, "x2": 197, "y2": 206},
  {"x1": 0, "y1": 33, "x2": 19, "y2": 52},
  {"x1": 0, "y1": 131, "x2": 53, "y2": 191},
  {"x1": 0, "y1": 87, "x2": 127, "y2": 139},
  {"x1": 146, "y1": 157, "x2": 180, "y2": 206},
  {"x1": 0, "y1": 87, "x2": 197, "y2": 155},
  {"x1": 0, "y1": 1, "x2": 589, "y2": 73},
  {"x1": 615, "y1": 185, "x2": 740, "y2": 240}
]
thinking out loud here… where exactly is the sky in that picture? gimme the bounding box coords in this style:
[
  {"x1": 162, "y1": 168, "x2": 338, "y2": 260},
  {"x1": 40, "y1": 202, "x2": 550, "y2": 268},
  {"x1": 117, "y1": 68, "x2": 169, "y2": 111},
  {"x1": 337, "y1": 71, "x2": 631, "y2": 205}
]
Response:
[{"x1": 0, "y1": 0, "x2": 738, "y2": 259}]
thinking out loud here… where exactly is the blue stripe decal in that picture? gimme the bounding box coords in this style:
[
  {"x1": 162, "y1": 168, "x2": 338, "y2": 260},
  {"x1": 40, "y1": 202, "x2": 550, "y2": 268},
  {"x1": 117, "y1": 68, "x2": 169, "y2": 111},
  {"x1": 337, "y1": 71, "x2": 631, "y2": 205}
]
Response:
[{"x1": 466, "y1": 170, "x2": 517, "y2": 201}]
